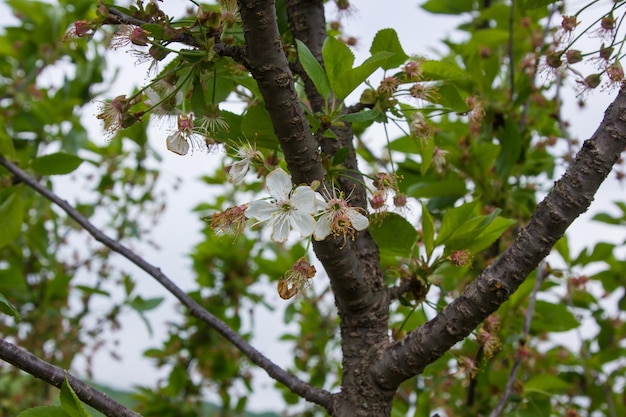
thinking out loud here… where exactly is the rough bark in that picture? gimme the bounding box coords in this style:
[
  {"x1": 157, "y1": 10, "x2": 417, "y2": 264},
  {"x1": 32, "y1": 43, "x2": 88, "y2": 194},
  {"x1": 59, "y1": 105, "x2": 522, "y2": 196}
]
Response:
[
  {"x1": 241, "y1": 1, "x2": 391, "y2": 415},
  {"x1": 238, "y1": 0, "x2": 324, "y2": 185}
]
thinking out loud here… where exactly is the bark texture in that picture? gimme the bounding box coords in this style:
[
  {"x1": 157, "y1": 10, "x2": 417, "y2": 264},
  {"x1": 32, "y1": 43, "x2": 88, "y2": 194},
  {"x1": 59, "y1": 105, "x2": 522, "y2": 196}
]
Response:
[{"x1": 241, "y1": 1, "x2": 391, "y2": 415}]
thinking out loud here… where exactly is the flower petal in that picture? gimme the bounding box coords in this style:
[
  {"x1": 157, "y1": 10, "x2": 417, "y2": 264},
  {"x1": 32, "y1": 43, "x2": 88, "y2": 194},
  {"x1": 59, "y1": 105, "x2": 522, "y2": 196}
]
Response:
[
  {"x1": 313, "y1": 213, "x2": 332, "y2": 240},
  {"x1": 348, "y1": 209, "x2": 369, "y2": 231},
  {"x1": 227, "y1": 159, "x2": 249, "y2": 184},
  {"x1": 290, "y1": 211, "x2": 316, "y2": 238},
  {"x1": 291, "y1": 186, "x2": 317, "y2": 214},
  {"x1": 246, "y1": 200, "x2": 276, "y2": 221},
  {"x1": 266, "y1": 168, "x2": 292, "y2": 200},
  {"x1": 271, "y1": 213, "x2": 291, "y2": 242},
  {"x1": 166, "y1": 132, "x2": 189, "y2": 155}
]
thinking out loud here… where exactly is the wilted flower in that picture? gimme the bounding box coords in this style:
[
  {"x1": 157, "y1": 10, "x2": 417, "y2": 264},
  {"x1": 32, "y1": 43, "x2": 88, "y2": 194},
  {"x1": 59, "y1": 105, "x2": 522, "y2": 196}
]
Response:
[
  {"x1": 561, "y1": 15, "x2": 578, "y2": 33},
  {"x1": 196, "y1": 104, "x2": 229, "y2": 136},
  {"x1": 209, "y1": 204, "x2": 248, "y2": 236},
  {"x1": 432, "y1": 147, "x2": 449, "y2": 172},
  {"x1": 373, "y1": 172, "x2": 400, "y2": 199},
  {"x1": 465, "y1": 95, "x2": 485, "y2": 135},
  {"x1": 314, "y1": 188, "x2": 369, "y2": 241},
  {"x1": 226, "y1": 141, "x2": 264, "y2": 184},
  {"x1": 378, "y1": 76, "x2": 399, "y2": 97},
  {"x1": 110, "y1": 25, "x2": 150, "y2": 49},
  {"x1": 63, "y1": 20, "x2": 95, "y2": 41},
  {"x1": 449, "y1": 249, "x2": 472, "y2": 267},
  {"x1": 592, "y1": 14, "x2": 616, "y2": 39},
  {"x1": 575, "y1": 73, "x2": 602, "y2": 96},
  {"x1": 277, "y1": 257, "x2": 316, "y2": 299},
  {"x1": 604, "y1": 60, "x2": 624, "y2": 90},
  {"x1": 369, "y1": 189, "x2": 387, "y2": 211},
  {"x1": 403, "y1": 59, "x2": 424, "y2": 81},
  {"x1": 393, "y1": 192, "x2": 407, "y2": 209},
  {"x1": 96, "y1": 95, "x2": 132, "y2": 135},
  {"x1": 409, "y1": 83, "x2": 438, "y2": 104},
  {"x1": 477, "y1": 328, "x2": 501, "y2": 359},
  {"x1": 145, "y1": 81, "x2": 182, "y2": 117},
  {"x1": 245, "y1": 168, "x2": 317, "y2": 242},
  {"x1": 410, "y1": 113, "x2": 433, "y2": 145},
  {"x1": 565, "y1": 49, "x2": 583, "y2": 65},
  {"x1": 166, "y1": 113, "x2": 208, "y2": 155},
  {"x1": 456, "y1": 356, "x2": 479, "y2": 380}
]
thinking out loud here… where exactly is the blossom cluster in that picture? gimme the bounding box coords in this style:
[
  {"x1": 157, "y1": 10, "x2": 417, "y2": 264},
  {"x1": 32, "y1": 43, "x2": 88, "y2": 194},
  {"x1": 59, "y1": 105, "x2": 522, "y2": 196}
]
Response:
[
  {"x1": 210, "y1": 168, "x2": 370, "y2": 299},
  {"x1": 243, "y1": 168, "x2": 369, "y2": 243}
]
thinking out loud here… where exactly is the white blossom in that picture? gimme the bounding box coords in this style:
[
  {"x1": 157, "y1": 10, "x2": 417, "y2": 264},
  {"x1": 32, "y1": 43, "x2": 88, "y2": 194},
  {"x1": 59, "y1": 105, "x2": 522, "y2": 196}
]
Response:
[
  {"x1": 245, "y1": 169, "x2": 317, "y2": 242},
  {"x1": 227, "y1": 142, "x2": 263, "y2": 184},
  {"x1": 314, "y1": 189, "x2": 369, "y2": 241}
]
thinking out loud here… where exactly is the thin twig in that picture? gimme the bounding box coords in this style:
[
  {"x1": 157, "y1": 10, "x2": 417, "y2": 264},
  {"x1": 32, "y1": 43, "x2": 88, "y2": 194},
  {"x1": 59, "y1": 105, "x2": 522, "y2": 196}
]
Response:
[
  {"x1": 105, "y1": 7, "x2": 246, "y2": 64},
  {"x1": 489, "y1": 260, "x2": 547, "y2": 417},
  {"x1": 0, "y1": 156, "x2": 333, "y2": 410},
  {"x1": 0, "y1": 338, "x2": 141, "y2": 417}
]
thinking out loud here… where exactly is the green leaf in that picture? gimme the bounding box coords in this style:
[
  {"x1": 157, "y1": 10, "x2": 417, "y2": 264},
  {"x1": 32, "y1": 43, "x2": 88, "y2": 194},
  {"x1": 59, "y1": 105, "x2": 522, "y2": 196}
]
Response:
[
  {"x1": 592, "y1": 212, "x2": 624, "y2": 225},
  {"x1": 323, "y1": 36, "x2": 392, "y2": 102},
  {"x1": 140, "y1": 23, "x2": 164, "y2": 38},
  {"x1": 334, "y1": 51, "x2": 392, "y2": 102},
  {"x1": 554, "y1": 235, "x2": 570, "y2": 264},
  {"x1": 74, "y1": 285, "x2": 110, "y2": 297},
  {"x1": 420, "y1": 201, "x2": 435, "y2": 257},
  {"x1": 190, "y1": 74, "x2": 206, "y2": 116},
  {"x1": 60, "y1": 379, "x2": 91, "y2": 417},
  {"x1": 332, "y1": 147, "x2": 349, "y2": 165},
  {"x1": 0, "y1": 193, "x2": 24, "y2": 249},
  {"x1": 421, "y1": 0, "x2": 475, "y2": 14},
  {"x1": 296, "y1": 39, "x2": 330, "y2": 100},
  {"x1": 32, "y1": 152, "x2": 83, "y2": 175},
  {"x1": 406, "y1": 178, "x2": 467, "y2": 199},
  {"x1": 369, "y1": 28, "x2": 409, "y2": 70},
  {"x1": 129, "y1": 296, "x2": 164, "y2": 312},
  {"x1": 464, "y1": 216, "x2": 515, "y2": 254},
  {"x1": 520, "y1": 0, "x2": 554, "y2": 9},
  {"x1": 435, "y1": 200, "x2": 480, "y2": 247},
  {"x1": 0, "y1": 126, "x2": 17, "y2": 159},
  {"x1": 574, "y1": 241, "x2": 614, "y2": 266},
  {"x1": 339, "y1": 110, "x2": 381, "y2": 123},
  {"x1": 495, "y1": 119, "x2": 523, "y2": 177},
  {"x1": 437, "y1": 83, "x2": 467, "y2": 112},
  {"x1": 524, "y1": 374, "x2": 572, "y2": 394},
  {"x1": 0, "y1": 292, "x2": 20, "y2": 320},
  {"x1": 369, "y1": 212, "x2": 418, "y2": 257},
  {"x1": 419, "y1": 135, "x2": 435, "y2": 175},
  {"x1": 421, "y1": 60, "x2": 470, "y2": 81},
  {"x1": 442, "y1": 208, "x2": 505, "y2": 254},
  {"x1": 241, "y1": 104, "x2": 279, "y2": 149},
  {"x1": 323, "y1": 36, "x2": 354, "y2": 94},
  {"x1": 17, "y1": 406, "x2": 71, "y2": 417},
  {"x1": 530, "y1": 300, "x2": 580, "y2": 333}
]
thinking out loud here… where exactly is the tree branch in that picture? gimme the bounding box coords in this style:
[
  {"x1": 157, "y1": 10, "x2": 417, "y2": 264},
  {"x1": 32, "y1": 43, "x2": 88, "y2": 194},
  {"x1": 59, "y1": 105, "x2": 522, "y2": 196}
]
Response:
[
  {"x1": 105, "y1": 6, "x2": 246, "y2": 64},
  {"x1": 0, "y1": 156, "x2": 333, "y2": 410},
  {"x1": 371, "y1": 86, "x2": 626, "y2": 390},
  {"x1": 237, "y1": 0, "x2": 325, "y2": 186},
  {"x1": 0, "y1": 337, "x2": 140, "y2": 417},
  {"x1": 238, "y1": 3, "x2": 393, "y2": 412}
]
